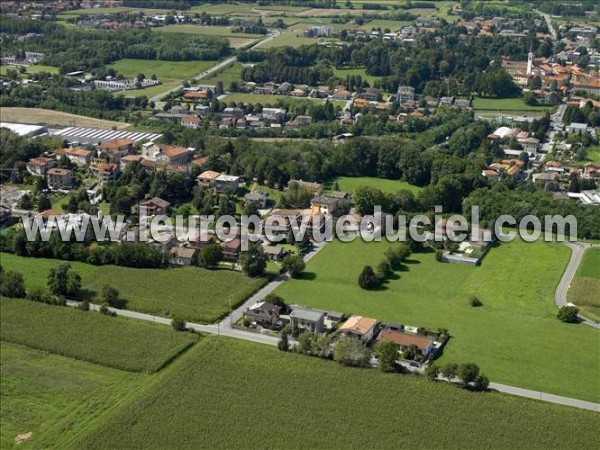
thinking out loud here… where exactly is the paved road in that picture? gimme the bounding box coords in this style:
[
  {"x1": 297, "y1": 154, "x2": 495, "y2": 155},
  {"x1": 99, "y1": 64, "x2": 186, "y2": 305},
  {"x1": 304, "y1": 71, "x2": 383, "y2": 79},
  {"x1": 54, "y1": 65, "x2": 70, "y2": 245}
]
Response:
[{"x1": 555, "y1": 242, "x2": 600, "y2": 329}]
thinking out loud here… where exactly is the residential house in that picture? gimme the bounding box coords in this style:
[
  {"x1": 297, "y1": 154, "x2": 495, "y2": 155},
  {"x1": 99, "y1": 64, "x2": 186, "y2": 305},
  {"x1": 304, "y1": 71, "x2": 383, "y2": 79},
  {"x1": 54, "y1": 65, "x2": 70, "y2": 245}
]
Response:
[
  {"x1": 196, "y1": 170, "x2": 221, "y2": 188},
  {"x1": 97, "y1": 138, "x2": 134, "y2": 162},
  {"x1": 376, "y1": 328, "x2": 434, "y2": 357},
  {"x1": 47, "y1": 168, "x2": 74, "y2": 190},
  {"x1": 55, "y1": 147, "x2": 93, "y2": 166},
  {"x1": 289, "y1": 179, "x2": 322, "y2": 193},
  {"x1": 119, "y1": 154, "x2": 143, "y2": 170},
  {"x1": 262, "y1": 245, "x2": 285, "y2": 261},
  {"x1": 310, "y1": 194, "x2": 339, "y2": 215},
  {"x1": 329, "y1": 191, "x2": 350, "y2": 201},
  {"x1": 220, "y1": 237, "x2": 241, "y2": 261},
  {"x1": 289, "y1": 306, "x2": 326, "y2": 333},
  {"x1": 141, "y1": 142, "x2": 192, "y2": 165},
  {"x1": 583, "y1": 163, "x2": 600, "y2": 179},
  {"x1": 170, "y1": 246, "x2": 197, "y2": 266},
  {"x1": 265, "y1": 208, "x2": 302, "y2": 234},
  {"x1": 26, "y1": 156, "x2": 55, "y2": 176},
  {"x1": 339, "y1": 316, "x2": 379, "y2": 343},
  {"x1": 244, "y1": 191, "x2": 268, "y2": 208},
  {"x1": 214, "y1": 174, "x2": 240, "y2": 194},
  {"x1": 519, "y1": 137, "x2": 540, "y2": 154},
  {"x1": 90, "y1": 161, "x2": 119, "y2": 180},
  {"x1": 183, "y1": 91, "x2": 208, "y2": 101},
  {"x1": 244, "y1": 302, "x2": 282, "y2": 327},
  {"x1": 180, "y1": 115, "x2": 201, "y2": 128},
  {"x1": 138, "y1": 197, "x2": 170, "y2": 216},
  {"x1": 333, "y1": 89, "x2": 352, "y2": 101},
  {"x1": 262, "y1": 108, "x2": 286, "y2": 123}
]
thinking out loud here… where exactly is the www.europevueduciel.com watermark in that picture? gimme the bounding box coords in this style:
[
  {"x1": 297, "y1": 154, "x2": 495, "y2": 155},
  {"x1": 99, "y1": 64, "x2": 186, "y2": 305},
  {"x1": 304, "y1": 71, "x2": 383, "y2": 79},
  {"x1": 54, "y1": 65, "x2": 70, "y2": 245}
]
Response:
[{"x1": 20, "y1": 205, "x2": 579, "y2": 250}]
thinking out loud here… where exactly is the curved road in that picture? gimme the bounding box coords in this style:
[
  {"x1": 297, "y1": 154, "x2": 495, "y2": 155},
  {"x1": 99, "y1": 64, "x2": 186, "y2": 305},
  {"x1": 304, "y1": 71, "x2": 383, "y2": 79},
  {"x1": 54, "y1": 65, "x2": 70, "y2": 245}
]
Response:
[{"x1": 555, "y1": 242, "x2": 600, "y2": 329}]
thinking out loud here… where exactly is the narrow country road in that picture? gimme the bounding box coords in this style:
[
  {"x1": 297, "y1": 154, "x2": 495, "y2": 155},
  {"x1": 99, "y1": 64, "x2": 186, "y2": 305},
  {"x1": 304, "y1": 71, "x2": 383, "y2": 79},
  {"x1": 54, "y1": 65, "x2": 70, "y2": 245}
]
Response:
[{"x1": 555, "y1": 242, "x2": 600, "y2": 329}]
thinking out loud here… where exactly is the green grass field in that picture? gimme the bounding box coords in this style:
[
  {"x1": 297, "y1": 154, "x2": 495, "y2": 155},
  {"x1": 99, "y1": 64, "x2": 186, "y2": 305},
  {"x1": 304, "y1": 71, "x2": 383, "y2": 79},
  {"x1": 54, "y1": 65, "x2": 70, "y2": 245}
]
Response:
[
  {"x1": 0, "y1": 296, "x2": 198, "y2": 372},
  {"x1": 472, "y1": 96, "x2": 556, "y2": 112},
  {"x1": 190, "y1": 3, "x2": 258, "y2": 15},
  {"x1": 153, "y1": 24, "x2": 260, "y2": 38},
  {"x1": 275, "y1": 239, "x2": 600, "y2": 402},
  {"x1": 79, "y1": 338, "x2": 600, "y2": 449},
  {"x1": 223, "y1": 92, "x2": 345, "y2": 109},
  {"x1": 0, "y1": 253, "x2": 267, "y2": 323},
  {"x1": 202, "y1": 62, "x2": 243, "y2": 87},
  {"x1": 327, "y1": 176, "x2": 422, "y2": 195},
  {"x1": 568, "y1": 248, "x2": 600, "y2": 322},
  {"x1": 259, "y1": 23, "x2": 339, "y2": 49},
  {"x1": 0, "y1": 64, "x2": 59, "y2": 76},
  {"x1": 332, "y1": 66, "x2": 381, "y2": 85},
  {"x1": 0, "y1": 342, "x2": 148, "y2": 449},
  {"x1": 107, "y1": 59, "x2": 216, "y2": 98},
  {"x1": 585, "y1": 147, "x2": 600, "y2": 163}
]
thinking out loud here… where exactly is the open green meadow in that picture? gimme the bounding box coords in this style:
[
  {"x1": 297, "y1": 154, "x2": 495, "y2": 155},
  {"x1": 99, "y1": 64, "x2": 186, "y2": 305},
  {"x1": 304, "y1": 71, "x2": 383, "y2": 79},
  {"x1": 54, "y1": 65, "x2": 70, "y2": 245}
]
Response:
[
  {"x1": 327, "y1": 176, "x2": 422, "y2": 195},
  {"x1": 223, "y1": 92, "x2": 344, "y2": 109},
  {"x1": 0, "y1": 296, "x2": 198, "y2": 372},
  {"x1": 0, "y1": 342, "x2": 148, "y2": 449},
  {"x1": 0, "y1": 64, "x2": 59, "y2": 76},
  {"x1": 473, "y1": 96, "x2": 556, "y2": 112},
  {"x1": 203, "y1": 62, "x2": 243, "y2": 86},
  {"x1": 275, "y1": 239, "x2": 600, "y2": 402},
  {"x1": 332, "y1": 66, "x2": 381, "y2": 85},
  {"x1": 568, "y1": 248, "x2": 600, "y2": 322},
  {"x1": 586, "y1": 147, "x2": 600, "y2": 163},
  {"x1": 79, "y1": 338, "x2": 600, "y2": 449},
  {"x1": 153, "y1": 24, "x2": 261, "y2": 38},
  {"x1": 258, "y1": 23, "x2": 339, "y2": 49},
  {"x1": 190, "y1": 3, "x2": 258, "y2": 15},
  {"x1": 107, "y1": 59, "x2": 216, "y2": 98},
  {"x1": 0, "y1": 253, "x2": 267, "y2": 323}
]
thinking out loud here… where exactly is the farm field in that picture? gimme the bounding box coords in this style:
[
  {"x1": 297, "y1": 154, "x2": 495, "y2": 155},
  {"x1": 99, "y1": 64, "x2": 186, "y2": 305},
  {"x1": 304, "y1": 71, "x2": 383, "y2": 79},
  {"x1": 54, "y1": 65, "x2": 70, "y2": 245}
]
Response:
[
  {"x1": 0, "y1": 64, "x2": 59, "y2": 76},
  {"x1": 153, "y1": 24, "x2": 261, "y2": 38},
  {"x1": 203, "y1": 62, "x2": 243, "y2": 86},
  {"x1": 190, "y1": 3, "x2": 258, "y2": 15},
  {"x1": 0, "y1": 107, "x2": 129, "y2": 129},
  {"x1": 472, "y1": 96, "x2": 556, "y2": 112},
  {"x1": 107, "y1": 59, "x2": 216, "y2": 98},
  {"x1": 327, "y1": 176, "x2": 422, "y2": 195},
  {"x1": 223, "y1": 92, "x2": 344, "y2": 108},
  {"x1": 0, "y1": 253, "x2": 267, "y2": 323},
  {"x1": 275, "y1": 239, "x2": 600, "y2": 402},
  {"x1": 79, "y1": 338, "x2": 600, "y2": 449},
  {"x1": 258, "y1": 23, "x2": 339, "y2": 48},
  {"x1": 0, "y1": 342, "x2": 148, "y2": 449},
  {"x1": 568, "y1": 248, "x2": 600, "y2": 322},
  {"x1": 0, "y1": 296, "x2": 198, "y2": 372}
]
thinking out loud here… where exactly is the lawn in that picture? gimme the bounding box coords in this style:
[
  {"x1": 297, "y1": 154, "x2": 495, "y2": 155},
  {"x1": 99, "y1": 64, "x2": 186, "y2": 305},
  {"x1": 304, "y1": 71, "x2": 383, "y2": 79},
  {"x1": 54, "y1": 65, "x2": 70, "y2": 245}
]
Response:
[
  {"x1": 79, "y1": 338, "x2": 600, "y2": 449},
  {"x1": 223, "y1": 92, "x2": 342, "y2": 108},
  {"x1": 258, "y1": 23, "x2": 340, "y2": 49},
  {"x1": 0, "y1": 107, "x2": 129, "y2": 129},
  {"x1": 327, "y1": 176, "x2": 422, "y2": 195},
  {"x1": 275, "y1": 239, "x2": 600, "y2": 402},
  {"x1": 472, "y1": 96, "x2": 556, "y2": 112},
  {"x1": 190, "y1": 3, "x2": 257, "y2": 15},
  {"x1": 568, "y1": 248, "x2": 600, "y2": 322},
  {"x1": 0, "y1": 296, "x2": 198, "y2": 372},
  {"x1": 585, "y1": 146, "x2": 600, "y2": 163},
  {"x1": 0, "y1": 342, "x2": 148, "y2": 449},
  {"x1": 0, "y1": 252, "x2": 267, "y2": 323},
  {"x1": 0, "y1": 64, "x2": 59, "y2": 76},
  {"x1": 107, "y1": 59, "x2": 216, "y2": 98}
]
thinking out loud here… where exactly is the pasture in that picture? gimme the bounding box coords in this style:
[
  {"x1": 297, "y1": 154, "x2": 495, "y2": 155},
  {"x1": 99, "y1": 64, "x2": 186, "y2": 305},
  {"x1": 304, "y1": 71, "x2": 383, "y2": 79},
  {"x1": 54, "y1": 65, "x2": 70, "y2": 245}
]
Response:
[
  {"x1": 275, "y1": 239, "x2": 600, "y2": 402},
  {"x1": 0, "y1": 296, "x2": 198, "y2": 372},
  {"x1": 0, "y1": 253, "x2": 268, "y2": 323},
  {"x1": 568, "y1": 248, "x2": 600, "y2": 322},
  {"x1": 327, "y1": 176, "x2": 423, "y2": 195},
  {"x1": 79, "y1": 338, "x2": 600, "y2": 449},
  {"x1": 0, "y1": 342, "x2": 147, "y2": 449},
  {"x1": 0, "y1": 64, "x2": 59, "y2": 76},
  {"x1": 0, "y1": 108, "x2": 129, "y2": 129},
  {"x1": 258, "y1": 23, "x2": 339, "y2": 49},
  {"x1": 153, "y1": 24, "x2": 261, "y2": 38},
  {"x1": 332, "y1": 67, "x2": 381, "y2": 85},
  {"x1": 203, "y1": 62, "x2": 244, "y2": 86}
]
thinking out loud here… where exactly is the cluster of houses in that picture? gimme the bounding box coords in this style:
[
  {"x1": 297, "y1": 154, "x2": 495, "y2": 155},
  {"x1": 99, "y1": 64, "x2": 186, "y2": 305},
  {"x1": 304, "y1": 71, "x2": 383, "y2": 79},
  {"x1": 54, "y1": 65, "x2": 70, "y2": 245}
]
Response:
[
  {"x1": 242, "y1": 302, "x2": 445, "y2": 365},
  {"x1": 25, "y1": 137, "x2": 206, "y2": 191}
]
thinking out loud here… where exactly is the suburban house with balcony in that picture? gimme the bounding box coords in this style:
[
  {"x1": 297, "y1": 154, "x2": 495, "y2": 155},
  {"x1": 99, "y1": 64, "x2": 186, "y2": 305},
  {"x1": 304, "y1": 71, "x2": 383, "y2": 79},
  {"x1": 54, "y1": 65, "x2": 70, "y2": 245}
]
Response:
[
  {"x1": 310, "y1": 194, "x2": 339, "y2": 215},
  {"x1": 47, "y1": 168, "x2": 74, "y2": 190},
  {"x1": 26, "y1": 156, "x2": 55, "y2": 176},
  {"x1": 98, "y1": 138, "x2": 134, "y2": 162},
  {"x1": 55, "y1": 147, "x2": 93, "y2": 166},
  {"x1": 196, "y1": 170, "x2": 221, "y2": 188},
  {"x1": 244, "y1": 302, "x2": 282, "y2": 327},
  {"x1": 376, "y1": 327, "x2": 435, "y2": 357},
  {"x1": 138, "y1": 197, "x2": 170, "y2": 216},
  {"x1": 141, "y1": 142, "x2": 192, "y2": 165}
]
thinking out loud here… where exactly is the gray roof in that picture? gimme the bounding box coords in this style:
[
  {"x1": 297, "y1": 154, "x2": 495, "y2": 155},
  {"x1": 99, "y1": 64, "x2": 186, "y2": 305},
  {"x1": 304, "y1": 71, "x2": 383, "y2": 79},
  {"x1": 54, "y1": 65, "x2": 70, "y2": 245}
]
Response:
[
  {"x1": 245, "y1": 191, "x2": 268, "y2": 201},
  {"x1": 290, "y1": 306, "x2": 326, "y2": 322},
  {"x1": 312, "y1": 195, "x2": 338, "y2": 205}
]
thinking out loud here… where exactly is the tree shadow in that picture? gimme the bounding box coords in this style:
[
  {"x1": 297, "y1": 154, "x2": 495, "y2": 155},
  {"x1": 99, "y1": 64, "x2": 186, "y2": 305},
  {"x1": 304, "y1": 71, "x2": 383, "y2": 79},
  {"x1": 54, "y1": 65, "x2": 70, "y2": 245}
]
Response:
[
  {"x1": 404, "y1": 258, "x2": 421, "y2": 265},
  {"x1": 298, "y1": 271, "x2": 316, "y2": 281},
  {"x1": 77, "y1": 288, "x2": 96, "y2": 301}
]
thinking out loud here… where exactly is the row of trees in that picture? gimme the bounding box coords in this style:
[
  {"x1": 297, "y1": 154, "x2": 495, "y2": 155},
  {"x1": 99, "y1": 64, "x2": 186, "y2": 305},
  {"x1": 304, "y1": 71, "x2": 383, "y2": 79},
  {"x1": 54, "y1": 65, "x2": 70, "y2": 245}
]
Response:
[{"x1": 358, "y1": 243, "x2": 412, "y2": 290}]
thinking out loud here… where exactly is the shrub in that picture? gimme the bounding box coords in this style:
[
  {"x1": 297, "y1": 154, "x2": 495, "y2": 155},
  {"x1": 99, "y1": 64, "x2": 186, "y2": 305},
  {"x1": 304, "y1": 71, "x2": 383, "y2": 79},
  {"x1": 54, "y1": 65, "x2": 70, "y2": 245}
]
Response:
[
  {"x1": 78, "y1": 299, "x2": 90, "y2": 311},
  {"x1": 277, "y1": 332, "x2": 289, "y2": 352},
  {"x1": 469, "y1": 295, "x2": 483, "y2": 307},
  {"x1": 458, "y1": 363, "x2": 480, "y2": 387},
  {"x1": 441, "y1": 362, "x2": 458, "y2": 381},
  {"x1": 265, "y1": 293, "x2": 285, "y2": 307},
  {"x1": 374, "y1": 340, "x2": 399, "y2": 372},
  {"x1": 358, "y1": 265, "x2": 381, "y2": 290},
  {"x1": 333, "y1": 336, "x2": 371, "y2": 367},
  {"x1": 435, "y1": 249, "x2": 444, "y2": 262},
  {"x1": 425, "y1": 364, "x2": 440, "y2": 381},
  {"x1": 281, "y1": 254, "x2": 305, "y2": 278},
  {"x1": 99, "y1": 305, "x2": 116, "y2": 317},
  {"x1": 474, "y1": 375, "x2": 490, "y2": 391},
  {"x1": 376, "y1": 260, "x2": 393, "y2": 279},
  {"x1": 171, "y1": 317, "x2": 186, "y2": 332},
  {"x1": 0, "y1": 270, "x2": 26, "y2": 298},
  {"x1": 557, "y1": 306, "x2": 579, "y2": 323},
  {"x1": 384, "y1": 244, "x2": 411, "y2": 269}
]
